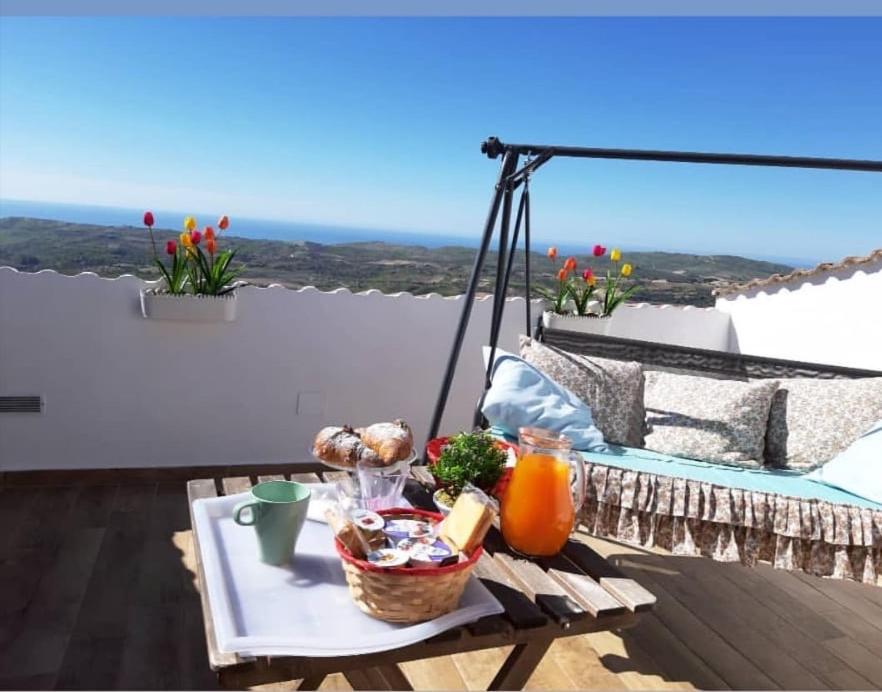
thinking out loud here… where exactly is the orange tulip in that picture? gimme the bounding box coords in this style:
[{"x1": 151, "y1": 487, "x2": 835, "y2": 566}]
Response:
[
  {"x1": 547, "y1": 246, "x2": 558, "y2": 261},
  {"x1": 563, "y1": 256, "x2": 577, "y2": 272},
  {"x1": 204, "y1": 226, "x2": 215, "y2": 241},
  {"x1": 557, "y1": 268, "x2": 568, "y2": 282},
  {"x1": 218, "y1": 215, "x2": 230, "y2": 231},
  {"x1": 206, "y1": 237, "x2": 217, "y2": 255}
]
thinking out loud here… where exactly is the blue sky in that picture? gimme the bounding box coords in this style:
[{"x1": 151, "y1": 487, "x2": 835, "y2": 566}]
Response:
[{"x1": 0, "y1": 17, "x2": 880, "y2": 261}]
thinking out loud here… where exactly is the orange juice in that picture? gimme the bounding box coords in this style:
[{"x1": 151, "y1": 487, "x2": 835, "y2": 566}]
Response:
[{"x1": 500, "y1": 452, "x2": 576, "y2": 556}]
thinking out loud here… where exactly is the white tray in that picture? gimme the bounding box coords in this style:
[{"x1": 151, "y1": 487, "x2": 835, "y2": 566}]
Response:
[{"x1": 191, "y1": 486, "x2": 503, "y2": 657}]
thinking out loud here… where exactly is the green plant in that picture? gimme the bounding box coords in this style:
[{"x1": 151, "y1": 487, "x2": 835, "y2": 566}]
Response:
[
  {"x1": 537, "y1": 247, "x2": 575, "y2": 314},
  {"x1": 432, "y1": 430, "x2": 507, "y2": 498},
  {"x1": 571, "y1": 268, "x2": 598, "y2": 315},
  {"x1": 600, "y1": 248, "x2": 638, "y2": 316},
  {"x1": 143, "y1": 211, "x2": 244, "y2": 296}
]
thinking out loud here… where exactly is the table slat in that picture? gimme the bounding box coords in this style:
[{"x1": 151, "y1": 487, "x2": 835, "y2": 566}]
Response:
[
  {"x1": 562, "y1": 540, "x2": 656, "y2": 612},
  {"x1": 410, "y1": 466, "x2": 436, "y2": 488},
  {"x1": 471, "y1": 553, "x2": 548, "y2": 629},
  {"x1": 187, "y1": 478, "x2": 242, "y2": 669},
  {"x1": 258, "y1": 474, "x2": 286, "y2": 483},
  {"x1": 546, "y1": 568, "x2": 627, "y2": 618},
  {"x1": 321, "y1": 471, "x2": 351, "y2": 485},
  {"x1": 289, "y1": 472, "x2": 322, "y2": 484},
  {"x1": 221, "y1": 476, "x2": 254, "y2": 495},
  {"x1": 491, "y1": 552, "x2": 586, "y2": 627}
]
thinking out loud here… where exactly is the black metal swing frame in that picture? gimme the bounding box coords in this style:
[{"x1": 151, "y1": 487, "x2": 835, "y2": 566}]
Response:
[{"x1": 425, "y1": 136, "x2": 882, "y2": 445}]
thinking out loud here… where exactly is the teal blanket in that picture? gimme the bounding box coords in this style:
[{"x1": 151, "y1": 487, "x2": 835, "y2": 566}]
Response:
[{"x1": 490, "y1": 427, "x2": 881, "y2": 510}]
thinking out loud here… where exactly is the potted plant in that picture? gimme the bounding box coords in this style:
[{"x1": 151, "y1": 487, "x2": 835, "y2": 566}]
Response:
[
  {"x1": 429, "y1": 430, "x2": 509, "y2": 515},
  {"x1": 140, "y1": 211, "x2": 244, "y2": 322},
  {"x1": 540, "y1": 244, "x2": 638, "y2": 335}
]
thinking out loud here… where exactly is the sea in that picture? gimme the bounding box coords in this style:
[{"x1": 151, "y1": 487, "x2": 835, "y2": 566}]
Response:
[{"x1": 0, "y1": 199, "x2": 815, "y2": 267}]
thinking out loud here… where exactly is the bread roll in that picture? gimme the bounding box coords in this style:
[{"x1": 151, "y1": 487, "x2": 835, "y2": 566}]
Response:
[{"x1": 355, "y1": 419, "x2": 414, "y2": 464}]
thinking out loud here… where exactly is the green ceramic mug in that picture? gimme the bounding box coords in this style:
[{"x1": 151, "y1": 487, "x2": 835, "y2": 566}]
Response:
[{"x1": 233, "y1": 480, "x2": 311, "y2": 565}]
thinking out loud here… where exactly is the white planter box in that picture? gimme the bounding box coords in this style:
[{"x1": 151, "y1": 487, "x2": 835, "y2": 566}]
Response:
[
  {"x1": 140, "y1": 289, "x2": 238, "y2": 322},
  {"x1": 542, "y1": 310, "x2": 612, "y2": 336}
]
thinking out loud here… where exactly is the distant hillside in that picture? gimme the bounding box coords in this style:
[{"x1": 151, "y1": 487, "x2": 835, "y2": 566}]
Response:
[{"x1": 0, "y1": 217, "x2": 794, "y2": 306}]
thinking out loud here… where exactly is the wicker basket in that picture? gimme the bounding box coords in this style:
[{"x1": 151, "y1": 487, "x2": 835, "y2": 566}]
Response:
[{"x1": 335, "y1": 508, "x2": 483, "y2": 624}]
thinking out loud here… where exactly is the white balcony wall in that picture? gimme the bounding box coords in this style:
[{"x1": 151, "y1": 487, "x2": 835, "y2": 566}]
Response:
[
  {"x1": 716, "y1": 262, "x2": 882, "y2": 371},
  {"x1": 0, "y1": 268, "x2": 543, "y2": 471}
]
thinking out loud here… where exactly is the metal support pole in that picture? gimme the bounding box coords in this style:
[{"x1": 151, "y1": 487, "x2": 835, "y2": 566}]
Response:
[
  {"x1": 472, "y1": 180, "x2": 528, "y2": 427},
  {"x1": 524, "y1": 185, "x2": 532, "y2": 337},
  {"x1": 487, "y1": 183, "x2": 527, "y2": 379},
  {"x1": 426, "y1": 150, "x2": 518, "y2": 447},
  {"x1": 485, "y1": 181, "x2": 515, "y2": 386}
]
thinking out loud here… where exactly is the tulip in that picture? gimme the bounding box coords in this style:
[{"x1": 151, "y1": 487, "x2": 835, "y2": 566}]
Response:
[
  {"x1": 564, "y1": 256, "x2": 577, "y2": 273},
  {"x1": 621, "y1": 263, "x2": 633, "y2": 277},
  {"x1": 557, "y1": 268, "x2": 568, "y2": 282},
  {"x1": 206, "y1": 237, "x2": 217, "y2": 255},
  {"x1": 180, "y1": 231, "x2": 192, "y2": 247},
  {"x1": 582, "y1": 268, "x2": 594, "y2": 282},
  {"x1": 592, "y1": 244, "x2": 606, "y2": 257},
  {"x1": 547, "y1": 246, "x2": 558, "y2": 261},
  {"x1": 184, "y1": 216, "x2": 197, "y2": 232},
  {"x1": 143, "y1": 211, "x2": 154, "y2": 228},
  {"x1": 204, "y1": 226, "x2": 215, "y2": 241},
  {"x1": 218, "y1": 215, "x2": 230, "y2": 231},
  {"x1": 165, "y1": 240, "x2": 177, "y2": 255},
  {"x1": 610, "y1": 248, "x2": 622, "y2": 262},
  {"x1": 190, "y1": 230, "x2": 202, "y2": 245}
]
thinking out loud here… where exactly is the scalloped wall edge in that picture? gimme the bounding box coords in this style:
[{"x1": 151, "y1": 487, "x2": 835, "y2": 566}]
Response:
[
  {"x1": 0, "y1": 266, "x2": 543, "y2": 304},
  {"x1": 714, "y1": 247, "x2": 882, "y2": 299}
]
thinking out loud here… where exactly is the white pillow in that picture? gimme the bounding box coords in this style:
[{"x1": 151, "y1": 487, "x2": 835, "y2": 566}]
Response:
[{"x1": 807, "y1": 420, "x2": 882, "y2": 505}]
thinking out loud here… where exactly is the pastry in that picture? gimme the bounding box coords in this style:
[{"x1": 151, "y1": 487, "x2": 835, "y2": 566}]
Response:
[
  {"x1": 312, "y1": 425, "x2": 381, "y2": 468},
  {"x1": 355, "y1": 419, "x2": 414, "y2": 464}
]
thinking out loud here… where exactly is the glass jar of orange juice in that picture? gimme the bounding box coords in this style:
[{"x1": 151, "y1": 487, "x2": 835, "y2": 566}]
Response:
[{"x1": 500, "y1": 427, "x2": 586, "y2": 557}]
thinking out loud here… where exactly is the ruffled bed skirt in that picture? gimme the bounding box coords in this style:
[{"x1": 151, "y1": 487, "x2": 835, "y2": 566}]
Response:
[{"x1": 580, "y1": 462, "x2": 882, "y2": 586}]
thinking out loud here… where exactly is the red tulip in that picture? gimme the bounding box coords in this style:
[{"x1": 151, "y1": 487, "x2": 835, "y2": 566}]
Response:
[
  {"x1": 166, "y1": 240, "x2": 177, "y2": 255},
  {"x1": 143, "y1": 211, "x2": 154, "y2": 228},
  {"x1": 592, "y1": 244, "x2": 606, "y2": 257},
  {"x1": 563, "y1": 256, "x2": 577, "y2": 272},
  {"x1": 190, "y1": 230, "x2": 202, "y2": 245},
  {"x1": 582, "y1": 268, "x2": 594, "y2": 282},
  {"x1": 557, "y1": 268, "x2": 568, "y2": 282},
  {"x1": 206, "y1": 238, "x2": 217, "y2": 255},
  {"x1": 204, "y1": 226, "x2": 215, "y2": 241},
  {"x1": 218, "y1": 215, "x2": 230, "y2": 231}
]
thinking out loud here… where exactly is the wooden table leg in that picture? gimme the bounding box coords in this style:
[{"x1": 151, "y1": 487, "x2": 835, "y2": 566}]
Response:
[
  {"x1": 487, "y1": 638, "x2": 553, "y2": 690},
  {"x1": 344, "y1": 665, "x2": 412, "y2": 690},
  {"x1": 296, "y1": 673, "x2": 327, "y2": 690}
]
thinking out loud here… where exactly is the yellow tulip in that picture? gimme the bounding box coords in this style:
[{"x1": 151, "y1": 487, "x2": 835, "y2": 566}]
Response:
[
  {"x1": 184, "y1": 216, "x2": 197, "y2": 232},
  {"x1": 610, "y1": 248, "x2": 622, "y2": 262},
  {"x1": 621, "y1": 263, "x2": 633, "y2": 277},
  {"x1": 180, "y1": 231, "x2": 192, "y2": 247}
]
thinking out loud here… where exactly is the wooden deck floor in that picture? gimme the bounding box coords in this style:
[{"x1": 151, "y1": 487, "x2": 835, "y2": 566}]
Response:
[{"x1": 1, "y1": 479, "x2": 881, "y2": 690}]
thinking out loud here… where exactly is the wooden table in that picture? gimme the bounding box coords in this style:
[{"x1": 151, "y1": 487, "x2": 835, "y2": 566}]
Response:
[{"x1": 187, "y1": 468, "x2": 656, "y2": 690}]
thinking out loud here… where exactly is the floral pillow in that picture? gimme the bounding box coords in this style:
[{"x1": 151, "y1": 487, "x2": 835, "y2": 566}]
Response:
[
  {"x1": 643, "y1": 371, "x2": 779, "y2": 468},
  {"x1": 519, "y1": 336, "x2": 645, "y2": 447},
  {"x1": 765, "y1": 377, "x2": 882, "y2": 471}
]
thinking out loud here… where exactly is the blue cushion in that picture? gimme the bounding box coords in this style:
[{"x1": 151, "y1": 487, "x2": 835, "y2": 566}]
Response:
[
  {"x1": 806, "y1": 420, "x2": 882, "y2": 506},
  {"x1": 481, "y1": 352, "x2": 607, "y2": 452}
]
